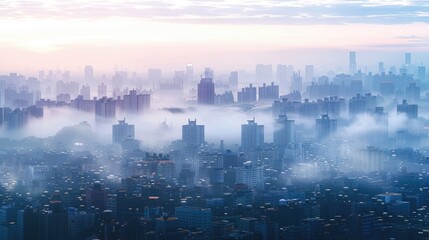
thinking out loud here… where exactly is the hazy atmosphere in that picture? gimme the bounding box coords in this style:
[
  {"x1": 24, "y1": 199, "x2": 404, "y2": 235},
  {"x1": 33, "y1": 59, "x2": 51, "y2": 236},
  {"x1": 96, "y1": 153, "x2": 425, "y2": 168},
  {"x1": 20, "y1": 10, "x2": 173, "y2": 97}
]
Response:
[{"x1": 0, "y1": 1, "x2": 429, "y2": 240}]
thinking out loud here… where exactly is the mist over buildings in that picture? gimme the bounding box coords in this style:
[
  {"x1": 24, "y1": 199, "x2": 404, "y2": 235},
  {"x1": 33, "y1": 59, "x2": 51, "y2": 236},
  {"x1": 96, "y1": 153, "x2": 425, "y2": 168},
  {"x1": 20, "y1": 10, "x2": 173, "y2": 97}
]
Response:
[{"x1": 1, "y1": 1, "x2": 429, "y2": 240}]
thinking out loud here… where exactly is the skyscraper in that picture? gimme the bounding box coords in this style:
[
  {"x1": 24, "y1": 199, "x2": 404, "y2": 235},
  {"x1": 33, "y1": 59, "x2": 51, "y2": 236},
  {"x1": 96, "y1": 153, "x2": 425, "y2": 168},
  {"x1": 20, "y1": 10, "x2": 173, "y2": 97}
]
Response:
[
  {"x1": 405, "y1": 83, "x2": 420, "y2": 103},
  {"x1": 80, "y1": 84, "x2": 90, "y2": 100},
  {"x1": 273, "y1": 115, "x2": 295, "y2": 147},
  {"x1": 112, "y1": 119, "x2": 135, "y2": 144},
  {"x1": 291, "y1": 72, "x2": 302, "y2": 92},
  {"x1": 182, "y1": 119, "x2": 205, "y2": 147},
  {"x1": 122, "y1": 89, "x2": 151, "y2": 113},
  {"x1": 197, "y1": 76, "x2": 215, "y2": 105},
  {"x1": 186, "y1": 64, "x2": 194, "y2": 84},
  {"x1": 95, "y1": 97, "x2": 116, "y2": 119},
  {"x1": 276, "y1": 64, "x2": 288, "y2": 93},
  {"x1": 238, "y1": 84, "x2": 257, "y2": 102},
  {"x1": 229, "y1": 71, "x2": 238, "y2": 90},
  {"x1": 241, "y1": 118, "x2": 264, "y2": 151},
  {"x1": 305, "y1": 65, "x2": 314, "y2": 82},
  {"x1": 418, "y1": 65, "x2": 426, "y2": 81},
  {"x1": 175, "y1": 206, "x2": 212, "y2": 233},
  {"x1": 397, "y1": 100, "x2": 418, "y2": 119},
  {"x1": 98, "y1": 82, "x2": 107, "y2": 98},
  {"x1": 349, "y1": 51, "x2": 357, "y2": 75},
  {"x1": 255, "y1": 64, "x2": 273, "y2": 82},
  {"x1": 378, "y1": 62, "x2": 385, "y2": 74},
  {"x1": 405, "y1": 52, "x2": 411, "y2": 66},
  {"x1": 84, "y1": 65, "x2": 93, "y2": 82},
  {"x1": 258, "y1": 82, "x2": 279, "y2": 101},
  {"x1": 39, "y1": 201, "x2": 68, "y2": 240},
  {"x1": 315, "y1": 114, "x2": 337, "y2": 140}
]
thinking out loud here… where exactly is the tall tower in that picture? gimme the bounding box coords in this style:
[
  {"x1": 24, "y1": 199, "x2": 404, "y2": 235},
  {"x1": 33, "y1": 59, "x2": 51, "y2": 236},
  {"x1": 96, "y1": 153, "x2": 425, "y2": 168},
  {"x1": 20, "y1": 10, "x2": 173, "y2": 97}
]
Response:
[
  {"x1": 405, "y1": 52, "x2": 411, "y2": 66},
  {"x1": 273, "y1": 115, "x2": 295, "y2": 147},
  {"x1": 349, "y1": 51, "x2": 357, "y2": 75},
  {"x1": 315, "y1": 114, "x2": 337, "y2": 140},
  {"x1": 186, "y1": 64, "x2": 194, "y2": 85},
  {"x1": 305, "y1": 65, "x2": 314, "y2": 82},
  {"x1": 241, "y1": 118, "x2": 264, "y2": 151},
  {"x1": 197, "y1": 72, "x2": 215, "y2": 105},
  {"x1": 182, "y1": 119, "x2": 205, "y2": 147},
  {"x1": 84, "y1": 65, "x2": 93, "y2": 82},
  {"x1": 112, "y1": 119, "x2": 135, "y2": 144}
]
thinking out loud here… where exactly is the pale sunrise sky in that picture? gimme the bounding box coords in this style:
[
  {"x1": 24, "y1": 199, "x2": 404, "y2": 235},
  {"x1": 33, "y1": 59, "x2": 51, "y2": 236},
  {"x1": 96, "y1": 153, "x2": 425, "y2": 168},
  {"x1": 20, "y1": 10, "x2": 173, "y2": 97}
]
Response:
[{"x1": 0, "y1": 0, "x2": 429, "y2": 74}]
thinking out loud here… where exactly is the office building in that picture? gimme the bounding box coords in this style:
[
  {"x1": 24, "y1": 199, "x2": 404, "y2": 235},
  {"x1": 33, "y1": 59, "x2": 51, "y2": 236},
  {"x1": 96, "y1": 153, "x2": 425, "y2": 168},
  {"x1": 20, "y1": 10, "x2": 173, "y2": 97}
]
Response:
[
  {"x1": 236, "y1": 161, "x2": 264, "y2": 189},
  {"x1": 418, "y1": 65, "x2": 426, "y2": 81},
  {"x1": 378, "y1": 62, "x2": 385, "y2": 74},
  {"x1": 305, "y1": 65, "x2": 314, "y2": 82},
  {"x1": 291, "y1": 72, "x2": 302, "y2": 92},
  {"x1": 17, "y1": 207, "x2": 39, "y2": 240},
  {"x1": 405, "y1": 83, "x2": 420, "y2": 103},
  {"x1": 197, "y1": 76, "x2": 215, "y2": 105},
  {"x1": 315, "y1": 114, "x2": 337, "y2": 140},
  {"x1": 258, "y1": 82, "x2": 279, "y2": 101},
  {"x1": 175, "y1": 206, "x2": 212, "y2": 232},
  {"x1": 186, "y1": 64, "x2": 194, "y2": 84},
  {"x1": 95, "y1": 97, "x2": 116, "y2": 118},
  {"x1": 241, "y1": 118, "x2": 264, "y2": 151},
  {"x1": 84, "y1": 65, "x2": 93, "y2": 82},
  {"x1": 86, "y1": 181, "x2": 106, "y2": 210},
  {"x1": 112, "y1": 119, "x2": 135, "y2": 144},
  {"x1": 182, "y1": 119, "x2": 205, "y2": 147},
  {"x1": 39, "y1": 201, "x2": 68, "y2": 240},
  {"x1": 397, "y1": 99, "x2": 418, "y2": 119},
  {"x1": 122, "y1": 89, "x2": 151, "y2": 113},
  {"x1": 229, "y1": 71, "x2": 238, "y2": 90},
  {"x1": 273, "y1": 115, "x2": 295, "y2": 147},
  {"x1": 238, "y1": 84, "x2": 257, "y2": 102},
  {"x1": 80, "y1": 84, "x2": 90, "y2": 100},
  {"x1": 405, "y1": 52, "x2": 411, "y2": 66},
  {"x1": 349, "y1": 51, "x2": 357, "y2": 74},
  {"x1": 67, "y1": 208, "x2": 95, "y2": 240},
  {"x1": 98, "y1": 82, "x2": 107, "y2": 98}
]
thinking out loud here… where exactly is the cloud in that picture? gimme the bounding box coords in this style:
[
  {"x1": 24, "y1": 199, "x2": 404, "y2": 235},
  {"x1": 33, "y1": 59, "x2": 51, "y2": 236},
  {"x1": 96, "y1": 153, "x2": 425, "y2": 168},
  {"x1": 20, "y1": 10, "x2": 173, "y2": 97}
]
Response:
[{"x1": 0, "y1": 0, "x2": 428, "y2": 25}]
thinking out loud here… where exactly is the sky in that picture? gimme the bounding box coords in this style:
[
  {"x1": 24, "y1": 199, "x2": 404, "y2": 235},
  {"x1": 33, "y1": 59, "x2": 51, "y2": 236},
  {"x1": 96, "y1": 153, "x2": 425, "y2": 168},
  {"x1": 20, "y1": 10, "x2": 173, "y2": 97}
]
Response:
[{"x1": 0, "y1": 0, "x2": 428, "y2": 75}]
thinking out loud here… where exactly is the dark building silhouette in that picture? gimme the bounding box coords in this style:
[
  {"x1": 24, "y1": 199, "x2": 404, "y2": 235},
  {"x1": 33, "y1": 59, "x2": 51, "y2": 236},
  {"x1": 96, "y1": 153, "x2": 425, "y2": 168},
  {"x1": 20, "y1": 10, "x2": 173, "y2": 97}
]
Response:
[
  {"x1": 258, "y1": 82, "x2": 279, "y2": 101},
  {"x1": 397, "y1": 99, "x2": 418, "y2": 119},
  {"x1": 238, "y1": 84, "x2": 257, "y2": 103},
  {"x1": 197, "y1": 77, "x2": 215, "y2": 105}
]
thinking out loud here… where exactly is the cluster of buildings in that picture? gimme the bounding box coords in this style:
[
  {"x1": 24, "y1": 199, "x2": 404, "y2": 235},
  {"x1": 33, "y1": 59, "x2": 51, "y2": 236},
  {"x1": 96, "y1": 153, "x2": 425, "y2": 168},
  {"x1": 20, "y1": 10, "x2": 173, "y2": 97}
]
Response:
[{"x1": 0, "y1": 51, "x2": 427, "y2": 239}]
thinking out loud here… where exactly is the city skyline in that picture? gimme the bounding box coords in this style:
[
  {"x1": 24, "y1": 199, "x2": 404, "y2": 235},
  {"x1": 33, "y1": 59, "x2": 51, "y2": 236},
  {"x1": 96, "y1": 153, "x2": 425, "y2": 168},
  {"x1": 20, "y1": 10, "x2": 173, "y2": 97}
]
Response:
[
  {"x1": 1, "y1": 1, "x2": 429, "y2": 239},
  {"x1": 0, "y1": 1, "x2": 429, "y2": 73}
]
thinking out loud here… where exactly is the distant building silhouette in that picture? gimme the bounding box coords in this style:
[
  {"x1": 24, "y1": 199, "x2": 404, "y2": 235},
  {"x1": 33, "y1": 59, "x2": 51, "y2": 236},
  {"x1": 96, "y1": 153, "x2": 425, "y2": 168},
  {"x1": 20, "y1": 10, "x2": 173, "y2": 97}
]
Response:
[
  {"x1": 315, "y1": 114, "x2": 337, "y2": 140},
  {"x1": 405, "y1": 52, "x2": 411, "y2": 66},
  {"x1": 241, "y1": 118, "x2": 264, "y2": 151},
  {"x1": 397, "y1": 99, "x2": 418, "y2": 119},
  {"x1": 182, "y1": 119, "x2": 205, "y2": 147},
  {"x1": 197, "y1": 70, "x2": 215, "y2": 105},
  {"x1": 84, "y1": 65, "x2": 93, "y2": 82},
  {"x1": 273, "y1": 115, "x2": 295, "y2": 147},
  {"x1": 95, "y1": 97, "x2": 116, "y2": 118},
  {"x1": 255, "y1": 64, "x2": 272, "y2": 82},
  {"x1": 258, "y1": 82, "x2": 279, "y2": 101},
  {"x1": 112, "y1": 119, "x2": 135, "y2": 144},
  {"x1": 349, "y1": 51, "x2": 357, "y2": 75},
  {"x1": 238, "y1": 84, "x2": 257, "y2": 103}
]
